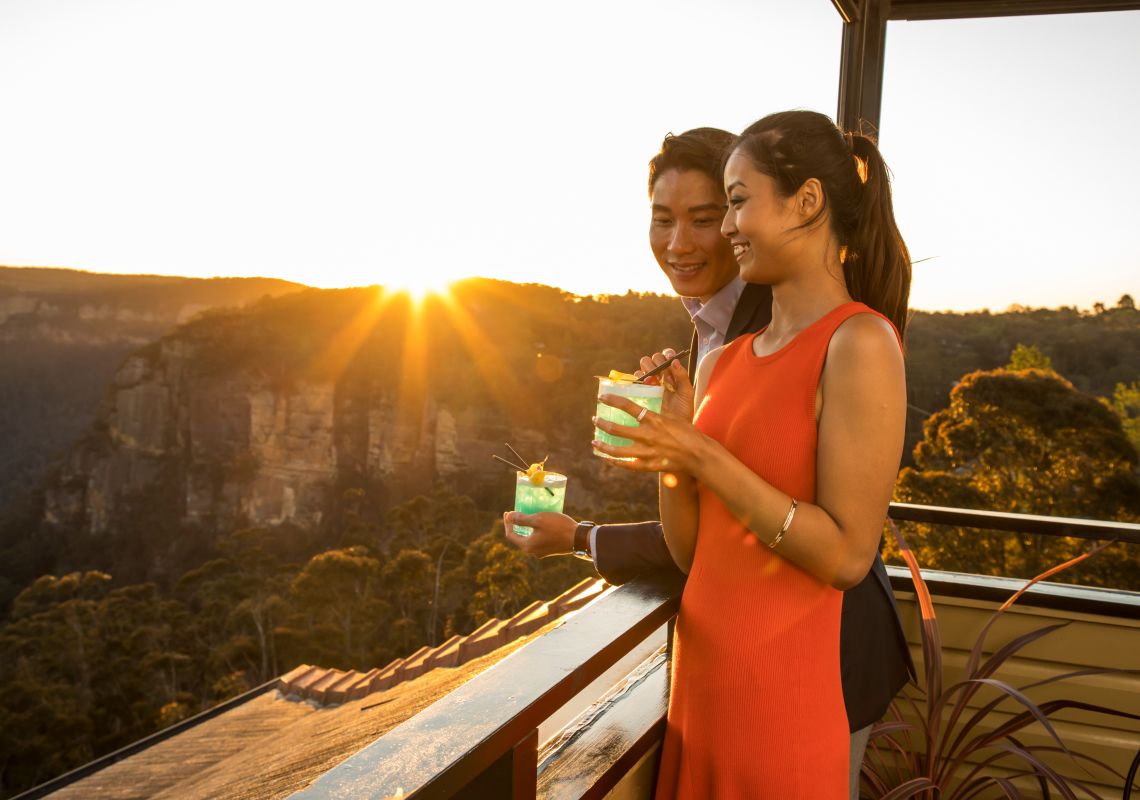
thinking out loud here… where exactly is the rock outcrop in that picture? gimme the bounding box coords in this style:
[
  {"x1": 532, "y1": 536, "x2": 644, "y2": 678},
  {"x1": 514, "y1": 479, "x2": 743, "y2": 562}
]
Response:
[{"x1": 43, "y1": 334, "x2": 472, "y2": 533}]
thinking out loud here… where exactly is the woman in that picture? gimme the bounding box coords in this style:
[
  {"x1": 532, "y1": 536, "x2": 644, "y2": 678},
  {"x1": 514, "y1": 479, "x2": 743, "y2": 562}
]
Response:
[{"x1": 593, "y1": 110, "x2": 911, "y2": 798}]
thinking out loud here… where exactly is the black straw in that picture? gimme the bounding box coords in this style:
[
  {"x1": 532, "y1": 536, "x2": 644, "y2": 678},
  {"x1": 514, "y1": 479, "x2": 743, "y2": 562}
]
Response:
[{"x1": 635, "y1": 348, "x2": 691, "y2": 383}]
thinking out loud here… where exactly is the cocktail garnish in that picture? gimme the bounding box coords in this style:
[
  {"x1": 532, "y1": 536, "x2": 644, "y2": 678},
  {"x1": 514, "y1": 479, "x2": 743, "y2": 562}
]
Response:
[
  {"x1": 493, "y1": 454, "x2": 528, "y2": 472},
  {"x1": 526, "y1": 457, "x2": 549, "y2": 486},
  {"x1": 493, "y1": 447, "x2": 554, "y2": 495},
  {"x1": 505, "y1": 443, "x2": 530, "y2": 472}
]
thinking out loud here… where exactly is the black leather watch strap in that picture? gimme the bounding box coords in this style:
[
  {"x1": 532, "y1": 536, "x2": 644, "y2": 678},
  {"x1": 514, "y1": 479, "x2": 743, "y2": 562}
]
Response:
[{"x1": 574, "y1": 520, "x2": 596, "y2": 558}]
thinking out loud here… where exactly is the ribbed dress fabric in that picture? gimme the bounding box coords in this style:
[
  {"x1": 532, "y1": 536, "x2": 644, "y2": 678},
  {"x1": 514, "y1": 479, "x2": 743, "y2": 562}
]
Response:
[{"x1": 654, "y1": 302, "x2": 892, "y2": 799}]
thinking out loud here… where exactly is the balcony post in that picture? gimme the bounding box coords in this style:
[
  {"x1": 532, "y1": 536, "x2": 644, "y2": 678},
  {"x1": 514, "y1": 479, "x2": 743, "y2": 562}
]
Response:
[
  {"x1": 836, "y1": 0, "x2": 889, "y2": 135},
  {"x1": 454, "y1": 728, "x2": 537, "y2": 799}
]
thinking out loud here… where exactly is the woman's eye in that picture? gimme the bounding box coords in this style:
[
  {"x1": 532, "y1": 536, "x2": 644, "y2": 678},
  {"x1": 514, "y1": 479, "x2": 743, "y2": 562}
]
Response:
[{"x1": 729, "y1": 196, "x2": 746, "y2": 208}]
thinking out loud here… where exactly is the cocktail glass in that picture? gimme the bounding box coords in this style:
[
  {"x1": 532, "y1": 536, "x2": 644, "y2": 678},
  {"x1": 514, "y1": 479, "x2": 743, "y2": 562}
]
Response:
[
  {"x1": 594, "y1": 378, "x2": 664, "y2": 460},
  {"x1": 512, "y1": 471, "x2": 567, "y2": 536}
]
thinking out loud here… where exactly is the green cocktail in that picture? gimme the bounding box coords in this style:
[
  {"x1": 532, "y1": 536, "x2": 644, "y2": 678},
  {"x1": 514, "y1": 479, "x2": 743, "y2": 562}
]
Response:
[
  {"x1": 594, "y1": 377, "x2": 664, "y2": 460},
  {"x1": 512, "y1": 471, "x2": 567, "y2": 536}
]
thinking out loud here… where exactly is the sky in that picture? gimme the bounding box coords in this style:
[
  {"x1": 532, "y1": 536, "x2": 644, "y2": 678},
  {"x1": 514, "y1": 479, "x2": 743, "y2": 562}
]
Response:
[{"x1": 1, "y1": 1, "x2": 1137, "y2": 312}]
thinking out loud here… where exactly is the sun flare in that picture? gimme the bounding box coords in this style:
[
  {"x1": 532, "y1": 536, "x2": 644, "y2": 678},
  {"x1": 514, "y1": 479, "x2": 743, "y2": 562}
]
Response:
[{"x1": 386, "y1": 272, "x2": 453, "y2": 302}]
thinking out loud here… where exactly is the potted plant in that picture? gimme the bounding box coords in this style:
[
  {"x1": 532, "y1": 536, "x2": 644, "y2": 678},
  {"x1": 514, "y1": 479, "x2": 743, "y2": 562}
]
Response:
[{"x1": 861, "y1": 522, "x2": 1140, "y2": 799}]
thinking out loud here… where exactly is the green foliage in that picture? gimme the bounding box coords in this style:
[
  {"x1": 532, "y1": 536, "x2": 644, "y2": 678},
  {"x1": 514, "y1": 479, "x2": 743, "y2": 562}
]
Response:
[
  {"x1": 894, "y1": 368, "x2": 1140, "y2": 589},
  {"x1": 176, "y1": 527, "x2": 293, "y2": 688},
  {"x1": 290, "y1": 547, "x2": 383, "y2": 669},
  {"x1": 1006, "y1": 343, "x2": 1053, "y2": 372},
  {"x1": 901, "y1": 305, "x2": 1139, "y2": 463},
  {"x1": 464, "y1": 531, "x2": 533, "y2": 626},
  {"x1": 0, "y1": 574, "x2": 192, "y2": 794},
  {"x1": 1110, "y1": 380, "x2": 1140, "y2": 455}
]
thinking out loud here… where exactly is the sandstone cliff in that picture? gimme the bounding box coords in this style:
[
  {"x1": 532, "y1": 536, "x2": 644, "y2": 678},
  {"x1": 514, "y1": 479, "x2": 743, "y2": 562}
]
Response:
[
  {"x1": 43, "y1": 338, "x2": 472, "y2": 533},
  {"x1": 0, "y1": 267, "x2": 305, "y2": 511}
]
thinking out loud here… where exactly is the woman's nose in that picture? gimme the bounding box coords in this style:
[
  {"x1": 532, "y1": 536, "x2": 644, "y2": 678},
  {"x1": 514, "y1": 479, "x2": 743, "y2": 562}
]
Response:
[{"x1": 720, "y1": 213, "x2": 736, "y2": 239}]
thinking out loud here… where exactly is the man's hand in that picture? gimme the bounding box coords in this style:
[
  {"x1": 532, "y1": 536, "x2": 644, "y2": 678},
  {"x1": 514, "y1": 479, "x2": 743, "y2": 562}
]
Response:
[{"x1": 503, "y1": 511, "x2": 579, "y2": 558}]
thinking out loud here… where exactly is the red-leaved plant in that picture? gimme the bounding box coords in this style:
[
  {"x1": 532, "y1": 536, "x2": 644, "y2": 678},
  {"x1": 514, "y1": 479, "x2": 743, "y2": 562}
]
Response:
[{"x1": 861, "y1": 521, "x2": 1140, "y2": 800}]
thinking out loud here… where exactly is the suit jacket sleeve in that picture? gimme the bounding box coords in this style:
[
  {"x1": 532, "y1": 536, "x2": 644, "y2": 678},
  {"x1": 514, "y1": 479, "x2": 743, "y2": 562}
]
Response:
[{"x1": 593, "y1": 521, "x2": 685, "y2": 585}]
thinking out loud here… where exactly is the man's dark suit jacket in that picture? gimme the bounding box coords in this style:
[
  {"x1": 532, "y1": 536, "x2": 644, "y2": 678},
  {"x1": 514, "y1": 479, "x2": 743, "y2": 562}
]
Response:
[{"x1": 593, "y1": 282, "x2": 914, "y2": 732}]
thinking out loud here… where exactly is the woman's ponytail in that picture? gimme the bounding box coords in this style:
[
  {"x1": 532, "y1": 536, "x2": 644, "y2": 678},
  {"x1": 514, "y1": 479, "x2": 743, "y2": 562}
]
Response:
[{"x1": 844, "y1": 133, "x2": 911, "y2": 337}]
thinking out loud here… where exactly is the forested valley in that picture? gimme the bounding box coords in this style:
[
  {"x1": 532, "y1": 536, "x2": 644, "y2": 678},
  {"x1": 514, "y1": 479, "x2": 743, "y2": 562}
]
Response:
[{"x1": 0, "y1": 277, "x2": 1137, "y2": 797}]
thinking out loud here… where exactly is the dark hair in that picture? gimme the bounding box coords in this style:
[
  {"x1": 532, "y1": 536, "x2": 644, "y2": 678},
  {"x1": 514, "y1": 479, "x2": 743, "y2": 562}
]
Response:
[
  {"x1": 648, "y1": 127, "x2": 736, "y2": 198},
  {"x1": 729, "y1": 111, "x2": 911, "y2": 336}
]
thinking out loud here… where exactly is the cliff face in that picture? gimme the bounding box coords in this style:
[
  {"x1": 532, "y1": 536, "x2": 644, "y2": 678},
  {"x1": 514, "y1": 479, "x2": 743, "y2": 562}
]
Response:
[
  {"x1": 43, "y1": 339, "x2": 469, "y2": 534},
  {"x1": 0, "y1": 267, "x2": 306, "y2": 512}
]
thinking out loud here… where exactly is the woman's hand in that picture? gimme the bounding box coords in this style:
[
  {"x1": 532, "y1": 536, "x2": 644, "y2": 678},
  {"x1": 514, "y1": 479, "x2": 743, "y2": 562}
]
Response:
[
  {"x1": 634, "y1": 348, "x2": 695, "y2": 421},
  {"x1": 593, "y1": 359, "x2": 709, "y2": 475}
]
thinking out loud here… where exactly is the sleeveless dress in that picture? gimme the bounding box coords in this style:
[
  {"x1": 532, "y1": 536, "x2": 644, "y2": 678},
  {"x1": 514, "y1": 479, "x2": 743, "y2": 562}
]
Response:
[{"x1": 654, "y1": 302, "x2": 895, "y2": 799}]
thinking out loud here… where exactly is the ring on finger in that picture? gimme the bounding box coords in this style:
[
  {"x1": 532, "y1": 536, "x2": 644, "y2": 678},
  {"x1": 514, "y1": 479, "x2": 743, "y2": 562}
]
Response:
[{"x1": 636, "y1": 407, "x2": 650, "y2": 422}]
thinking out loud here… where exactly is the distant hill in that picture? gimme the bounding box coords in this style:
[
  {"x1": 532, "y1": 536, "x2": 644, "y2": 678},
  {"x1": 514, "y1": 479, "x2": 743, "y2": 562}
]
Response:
[{"x1": 0, "y1": 266, "x2": 306, "y2": 511}]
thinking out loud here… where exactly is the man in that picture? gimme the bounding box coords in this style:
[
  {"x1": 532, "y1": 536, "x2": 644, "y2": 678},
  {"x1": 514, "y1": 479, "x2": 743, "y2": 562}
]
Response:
[{"x1": 504, "y1": 127, "x2": 912, "y2": 798}]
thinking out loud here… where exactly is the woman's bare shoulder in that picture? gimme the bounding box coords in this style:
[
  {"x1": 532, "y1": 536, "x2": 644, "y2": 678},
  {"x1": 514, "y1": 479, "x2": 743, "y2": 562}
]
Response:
[{"x1": 828, "y1": 312, "x2": 902, "y2": 364}]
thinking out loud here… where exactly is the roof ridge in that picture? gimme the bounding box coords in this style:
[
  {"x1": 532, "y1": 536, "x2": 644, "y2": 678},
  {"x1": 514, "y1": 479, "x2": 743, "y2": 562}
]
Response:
[{"x1": 277, "y1": 578, "x2": 608, "y2": 705}]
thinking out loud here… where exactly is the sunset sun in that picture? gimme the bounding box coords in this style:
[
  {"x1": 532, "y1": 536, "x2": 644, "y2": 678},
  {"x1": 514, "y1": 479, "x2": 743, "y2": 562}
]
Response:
[{"x1": 388, "y1": 272, "x2": 453, "y2": 302}]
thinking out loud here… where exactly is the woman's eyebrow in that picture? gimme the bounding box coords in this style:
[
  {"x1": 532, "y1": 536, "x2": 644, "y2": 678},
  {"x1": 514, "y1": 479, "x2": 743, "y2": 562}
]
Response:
[{"x1": 725, "y1": 181, "x2": 745, "y2": 193}]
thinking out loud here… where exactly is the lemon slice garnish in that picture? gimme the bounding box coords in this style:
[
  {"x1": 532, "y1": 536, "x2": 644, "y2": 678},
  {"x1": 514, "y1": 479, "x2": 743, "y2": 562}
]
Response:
[
  {"x1": 606, "y1": 370, "x2": 639, "y2": 382},
  {"x1": 526, "y1": 462, "x2": 547, "y2": 485}
]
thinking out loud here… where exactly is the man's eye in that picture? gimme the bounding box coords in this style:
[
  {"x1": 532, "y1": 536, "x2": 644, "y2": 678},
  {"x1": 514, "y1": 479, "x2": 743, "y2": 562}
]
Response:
[
  {"x1": 694, "y1": 218, "x2": 718, "y2": 227},
  {"x1": 652, "y1": 218, "x2": 672, "y2": 226}
]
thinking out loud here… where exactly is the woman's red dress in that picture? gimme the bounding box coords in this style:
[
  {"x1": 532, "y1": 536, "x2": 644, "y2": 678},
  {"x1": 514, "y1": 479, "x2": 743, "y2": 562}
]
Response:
[{"x1": 655, "y1": 302, "x2": 892, "y2": 799}]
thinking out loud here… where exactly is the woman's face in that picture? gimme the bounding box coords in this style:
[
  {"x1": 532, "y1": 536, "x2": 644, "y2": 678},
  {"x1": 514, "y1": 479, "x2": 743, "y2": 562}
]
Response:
[
  {"x1": 720, "y1": 151, "x2": 799, "y2": 284},
  {"x1": 649, "y1": 169, "x2": 738, "y2": 302}
]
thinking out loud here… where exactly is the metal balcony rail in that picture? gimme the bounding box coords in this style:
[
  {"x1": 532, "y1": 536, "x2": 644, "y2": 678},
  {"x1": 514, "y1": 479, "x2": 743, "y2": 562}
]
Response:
[
  {"x1": 290, "y1": 504, "x2": 1139, "y2": 799},
  {"x1": 888, "y1": 502, "x2": 1140, "y2": 546}
]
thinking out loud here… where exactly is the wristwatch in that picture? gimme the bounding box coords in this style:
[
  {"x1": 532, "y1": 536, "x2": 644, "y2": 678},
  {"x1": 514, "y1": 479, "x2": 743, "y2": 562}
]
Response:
[{"x1": 573, "y1": 520, "x2": 596, "y2": 560}]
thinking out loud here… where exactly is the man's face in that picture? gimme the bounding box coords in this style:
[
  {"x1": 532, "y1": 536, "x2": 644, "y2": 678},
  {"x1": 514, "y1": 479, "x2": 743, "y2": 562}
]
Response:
[{"x1": 649, "y1": 169, "x2": 738, "y2": 302}]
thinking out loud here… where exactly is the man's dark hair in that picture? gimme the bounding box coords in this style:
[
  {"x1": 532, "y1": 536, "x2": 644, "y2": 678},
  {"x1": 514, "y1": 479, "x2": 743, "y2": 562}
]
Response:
[{"x1": 647, "y1": 127, "x2": 736, "y2": 198}]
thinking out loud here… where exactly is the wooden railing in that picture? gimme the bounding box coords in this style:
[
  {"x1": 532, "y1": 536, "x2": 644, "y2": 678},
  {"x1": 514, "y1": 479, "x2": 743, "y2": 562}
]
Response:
[
  {"x1": 291, "y1": 572, "x2": 684, "y2": 799},
  {"x1": 289, "y1": 504, "x2": 1140, "y2": 799}
]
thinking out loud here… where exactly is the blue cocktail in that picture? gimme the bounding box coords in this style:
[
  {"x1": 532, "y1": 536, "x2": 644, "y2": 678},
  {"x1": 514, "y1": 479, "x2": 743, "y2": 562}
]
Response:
[{"x1": 512, "y1": 471, "x2": 567, "y2": 536}]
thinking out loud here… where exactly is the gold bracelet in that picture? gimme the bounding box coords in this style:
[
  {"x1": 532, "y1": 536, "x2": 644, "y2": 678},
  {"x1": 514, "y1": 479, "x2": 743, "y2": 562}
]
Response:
[{"x1": 769, "y1": 498, "x2": 798, "y2": 549}]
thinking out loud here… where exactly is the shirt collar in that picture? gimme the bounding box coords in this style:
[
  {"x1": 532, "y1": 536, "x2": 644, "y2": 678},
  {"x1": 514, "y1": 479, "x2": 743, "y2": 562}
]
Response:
[{"x1": 680, "y1": 276, "x2": 746, "y2": 337}]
